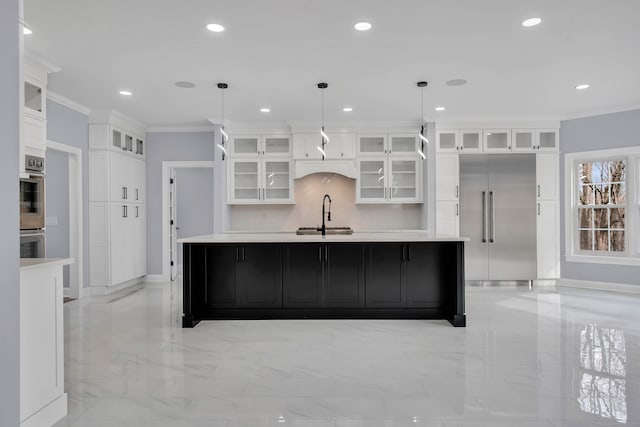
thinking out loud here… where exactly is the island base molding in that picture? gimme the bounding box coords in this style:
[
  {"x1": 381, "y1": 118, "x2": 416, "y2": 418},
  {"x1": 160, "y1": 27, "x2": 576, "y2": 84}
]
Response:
[{"x1": 183, "y1": 240, "x2": 466, "y2": 327}]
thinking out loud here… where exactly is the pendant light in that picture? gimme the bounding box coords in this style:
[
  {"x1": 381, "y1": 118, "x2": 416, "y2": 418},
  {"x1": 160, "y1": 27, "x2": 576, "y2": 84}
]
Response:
[
  {"x1": 217, "y1": 82, "x2": 229, "y2": 160},
  {"x1": 417, "y1": 81, "x2": 428, "y2": 160},
  {"x1": 317, "y1": 82, "x2": 329, "y2": 160}
]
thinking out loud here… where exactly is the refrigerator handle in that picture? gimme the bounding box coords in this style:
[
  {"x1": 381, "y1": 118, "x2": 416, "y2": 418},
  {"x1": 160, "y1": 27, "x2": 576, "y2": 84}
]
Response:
[
  {"x1": 489, "y1": 191, "x2": 495, "y2": 243},
  {"x1": 481, "y1": 191, "x2": 487, "y2": 243}
]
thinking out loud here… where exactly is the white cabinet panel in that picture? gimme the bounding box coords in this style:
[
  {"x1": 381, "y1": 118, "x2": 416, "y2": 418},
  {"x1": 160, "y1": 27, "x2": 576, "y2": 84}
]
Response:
[
  {"x1": 512, "y1": 129, "x2": 535, "y2": 152},
  {"x1": 23, "y1": 115, "x2": 46, "y2": 155},
  {"x1": 262, "y1": 135, "x2": 291, "y2": 156},
  {"x1": 536, "y1": 129, "x2": 559, "y2": 152},
  {"x1": 231, "y1": 135, "x2": 260, "y2": 156},
  {"x1": 483, "y1": 129, "x2": 511, "y2": 152},
  {"x1": 324, "y1": 133, "x2": 356, "y2": 159},
  {"x1": 436, "y1": 130, "x2": 457, "y2": 152},
  {"x1": 536, "y1": 153, "x2": 559, "y2": 201},
  {"x1": 537, "y1": 201, "x2": 559, "y2": 278},
  {"x1": 389, "y1": 134, "x2": 418, "y2": 154},
  {"x1": 435, "y1": 154, "x2": 459, "y2": 201},
  {"x1": 436, "y1": 201, "x2": 460, "y2": 237}
]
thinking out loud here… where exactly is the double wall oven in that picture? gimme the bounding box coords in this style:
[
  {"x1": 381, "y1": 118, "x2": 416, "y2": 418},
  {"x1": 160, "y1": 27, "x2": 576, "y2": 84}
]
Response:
[{"x1": 20, "y1": 155, "x2": 46, "y2": 258}]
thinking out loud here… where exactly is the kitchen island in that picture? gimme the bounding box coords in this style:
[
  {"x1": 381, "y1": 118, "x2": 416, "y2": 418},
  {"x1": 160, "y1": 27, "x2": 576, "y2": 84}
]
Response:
[{"x1": 180, "y1": 233, "x2": 467, "y2": 327}]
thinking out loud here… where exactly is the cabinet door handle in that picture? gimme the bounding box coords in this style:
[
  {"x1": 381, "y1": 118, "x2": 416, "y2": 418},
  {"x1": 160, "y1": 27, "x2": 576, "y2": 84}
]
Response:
[
  {"x1": 324, "y1": 245, "x2": 328, "y2": 262},
  {"x1": 456, "y1": 185, "x2": 459, "y2": 198},
  {"x1": 538, "y1": 203, "x2": 541, "y2": 216},
  {"x1": 489, "y1": 191, "x2": 495, "y2": 243},
  {"x1": 236, "y1": 247, "x2": 240, "y2": 262},
  {"x1": 242, "y1": 247, "x2": 246, "y2": 262},
  {"x1": 305, "y1": 153, "x2": 308, "y2": 157},
  {"x1": 122, "y1": 187, "x2": 126, "y2": 199},
  {"x1": 136, "y1": 206, "x2": 139, "y2": 218},
  {"x1": 122, "y1": 205, "x2": 126, "y2": 218},
  {"x1": 456, "y1": 203, "x2": 459, "y2": 216},
  {"x1": 401, "y1": 246, "x2": 406, "y2": 261},
  {"x1": 460, "y1": 146, "x2": 464, "y2": 151},
  {"x1": 537, "y1": 185, "x2": 541, "y2": 198},
  {"x1": 319, "y1": 246, "x2": 322, "y2": 262},
  {"x1": 136, "y1": 188, "x2": 139, "y2": 201},
  {"x1": 481, "y1": 191, "x2": 487, "y2": 243},
  {"x1": 407, "y1": 246, "x2": 411, "y2": 262}
]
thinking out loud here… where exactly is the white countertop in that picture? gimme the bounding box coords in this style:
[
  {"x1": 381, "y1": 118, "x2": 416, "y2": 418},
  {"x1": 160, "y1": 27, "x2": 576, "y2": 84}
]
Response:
[
  {"x1": 178, "y1": 232, "x2": 468, "y2": 244},
  {"x1": 20, "y1": 258, "x2": 75, "y2": 272}
]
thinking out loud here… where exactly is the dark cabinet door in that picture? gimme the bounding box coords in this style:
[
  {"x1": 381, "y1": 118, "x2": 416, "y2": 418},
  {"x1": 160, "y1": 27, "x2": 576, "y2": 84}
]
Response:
[
  {"x1": 364, "y1": 244, "x2": 405, "y2": 308},
  {"x1": 405, "y1": 244, "x2": 443, "y2": 308},
  {"x1": 283, "y1": 244, "x2": 323, "y2": 308},
  {"x1": 324, "y1": 244, "x2": 364, "y2": 308},
  {"x1": 239, "y1": 245, "x2": 283, "y2": 308},
  {"x1": 204, "y1": 245, "x2": 240, "y2": 308}
]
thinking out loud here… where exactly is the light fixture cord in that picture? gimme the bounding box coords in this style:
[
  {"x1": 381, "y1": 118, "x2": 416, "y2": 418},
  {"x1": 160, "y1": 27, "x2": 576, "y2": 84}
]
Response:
[{"x1": 220, "y1": 88, "x2": 226, "y2": 160}]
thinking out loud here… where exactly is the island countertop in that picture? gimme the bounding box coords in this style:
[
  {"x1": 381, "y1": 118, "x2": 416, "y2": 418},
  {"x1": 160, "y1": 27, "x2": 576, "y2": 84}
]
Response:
[
  {"x1": 178, "y1": 232, "x2": 469, "y2": 244},
  {"x1": 20, "y1": 258, "x2": 74, "y2": 271}
]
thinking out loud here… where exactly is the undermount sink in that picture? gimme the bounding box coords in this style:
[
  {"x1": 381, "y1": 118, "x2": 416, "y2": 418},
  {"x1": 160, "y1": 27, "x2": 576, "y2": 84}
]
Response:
[{"x1": 296, "y1": 227, "x2": 353, "y2": 235}]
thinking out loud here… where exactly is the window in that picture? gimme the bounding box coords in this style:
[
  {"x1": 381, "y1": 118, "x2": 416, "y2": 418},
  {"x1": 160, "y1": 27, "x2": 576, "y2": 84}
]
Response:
[
  {"x1": 566, "y1": 148, "x2": 639, "y2": 265},
  {"x1": 577, "y1": 160, "x2": 626, "y2": 252}
]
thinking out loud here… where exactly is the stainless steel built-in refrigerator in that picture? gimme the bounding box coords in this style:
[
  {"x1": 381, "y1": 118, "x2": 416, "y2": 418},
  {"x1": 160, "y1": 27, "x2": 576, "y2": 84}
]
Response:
[{"x1": 460, "y1": 154, "x2": 536, "y2": 282}]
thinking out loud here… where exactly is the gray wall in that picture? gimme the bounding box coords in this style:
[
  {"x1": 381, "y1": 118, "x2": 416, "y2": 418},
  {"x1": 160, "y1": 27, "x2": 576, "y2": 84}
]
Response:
[
  {"x1": 146, "y1": 131, "x2": 215, "y2": 274},
  {"x1": 560, "y1": 109, "x2": 640, "y2": 285},
  {"x1": 176, "y1": 168, "x2": 215, "y2": 265},
  {"x1": 46, "y1": 99, "x2": 90, "y2": 286},
  {"x1": 0, "y1": 0, "x2": 21, "y2": 423},
  {"x1": 45, "y1": 149, "x2": 70, "y2": 285}
]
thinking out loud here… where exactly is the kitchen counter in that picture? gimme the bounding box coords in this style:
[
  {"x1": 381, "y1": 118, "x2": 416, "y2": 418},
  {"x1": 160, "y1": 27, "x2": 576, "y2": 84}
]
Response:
[
  {"x1": 182, "y1": 235, "x2": 466, "y2": 328},
  {"x1": 178, "y1": 232, "x2": 468, "y2": 243},
  {"x1": 20, "y1": 257, "x2": 74, "y2": 271}
]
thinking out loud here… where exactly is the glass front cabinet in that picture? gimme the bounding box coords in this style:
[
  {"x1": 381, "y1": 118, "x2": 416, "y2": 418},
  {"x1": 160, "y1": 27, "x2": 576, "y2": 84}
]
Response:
[
  {"x1": 357, "y1": 156, "x2": 422, "y2": 204},
  {"x1": 228, "y1": 158, "x2": 293, "y2": 204}
]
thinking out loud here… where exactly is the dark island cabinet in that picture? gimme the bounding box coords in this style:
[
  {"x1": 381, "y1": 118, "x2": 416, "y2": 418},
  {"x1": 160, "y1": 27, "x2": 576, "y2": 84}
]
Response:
[
  {"x1": 183, "y1": 240, "x2": 465, "y2": 327},
  {"x1": 364, "y1": 244, "x2": 405, "y2": 308},
  {"x1": 283, "y1": 243, "x2": 364, "y2": 308},
  {"x1": 186, "y1": 244, "x2": 282, "y2": 312}
]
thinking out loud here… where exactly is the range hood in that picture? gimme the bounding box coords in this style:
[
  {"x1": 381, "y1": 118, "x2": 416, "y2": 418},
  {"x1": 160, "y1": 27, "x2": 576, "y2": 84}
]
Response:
[{"x1": 294, "y1": 160, "x2": 357, "y2": 179}]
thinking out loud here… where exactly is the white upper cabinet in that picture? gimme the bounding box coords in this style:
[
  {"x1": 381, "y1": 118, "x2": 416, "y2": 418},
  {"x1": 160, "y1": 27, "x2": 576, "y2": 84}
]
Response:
[
  {"x1": 483, "y1": 129, "x2": 512, "y2": 152},
  {"x1": 389, "y1": 156, "x2": 420, "y2": 202},
  {"x1": 293, "y1": 133, "x2": 355, "y2": 160},
  {"x1": 389, "y1": 134, "x2": 418, "y2": 154},
  {"x1": 357, "y1": 134, "x2": 387, "y2": 156},
  {"x1": 356, "y1": 156, "x2": 422, "y2": 204},
  {"x1": 232, "y1": 134, "x2": 291, "y2": 157},
  {"x1": 89, "y1": 124, "x2": 145, "y2": 159},
  {"x1": 512, "y1": 129, "x2": 535, "y2": 151},
  {"x1": 436, "y1": 130, "x2": 482, "y2": 153},
  {"x1": 357, "y1": 158, "x2": 387, "y2": 202},
  {"x1": 536, "y1": 129, "x2": 559, "y2": 151},
  {"x1": 228, "y1": 158, "x2": 293, "y2": 204}
]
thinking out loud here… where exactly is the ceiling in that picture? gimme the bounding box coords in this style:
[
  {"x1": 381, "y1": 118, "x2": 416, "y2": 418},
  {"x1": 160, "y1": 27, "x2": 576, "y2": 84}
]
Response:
[{"x1": 24, "y1": 0, "x2": 640, "y2": 128}]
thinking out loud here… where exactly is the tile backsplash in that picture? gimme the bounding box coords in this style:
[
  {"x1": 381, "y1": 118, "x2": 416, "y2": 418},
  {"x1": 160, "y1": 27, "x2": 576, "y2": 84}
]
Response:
[{"x1": 230, "y1": 173, "x2": 422, "y2": 231}]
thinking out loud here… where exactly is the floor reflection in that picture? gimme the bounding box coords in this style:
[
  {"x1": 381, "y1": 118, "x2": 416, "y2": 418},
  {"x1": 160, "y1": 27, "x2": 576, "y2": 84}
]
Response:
[{"x1": 578, "y1": 324, "x2": 627, "y2": 423}]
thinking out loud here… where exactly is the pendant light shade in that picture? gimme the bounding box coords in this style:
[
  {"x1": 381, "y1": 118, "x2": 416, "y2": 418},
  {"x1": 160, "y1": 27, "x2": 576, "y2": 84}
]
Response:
[
  {"x1": 217, "y1": 83, "x2": 229, "y2": 160},
  {"x1": 417, "y1": 81, "x2": 428, "y2": 160},
  {"x1": 317, "y1": 82, "x2": 329, "y2": 160}
]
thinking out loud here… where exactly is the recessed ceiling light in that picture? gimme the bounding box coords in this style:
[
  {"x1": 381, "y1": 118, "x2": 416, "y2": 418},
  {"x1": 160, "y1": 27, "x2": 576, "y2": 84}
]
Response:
[
  {"x1": 260, "y1": 108, "x2": 270, "y2": 113},
  {"x1": 23, "y1": 27, "x2": 32, "y2": 35},
  {"x1": 522, "y1": 17, "x2": 542, "y2": 27},
  {"x1": 575, "y1": 84, "x2": 590, "y2": 90},
  {"x1": 175, "y1": 81, "x2": 196, "y2": 88},
  {"x1": 119, "y1": 90, "x2": 132, "y2": 96},
  {"x1": 206, "y1": 23, "x2": 225, "y2": 32},
  {"x1": 342, "y1": 107, "x2": 353, "y2": 112},
  {"x1": 435, "y1": 106, "x2": 446, "y2": 111},
  {"x1": 446, "y1": 79, "x2": 467, "y2": 86},
  {"x1": 354, "y1": 22, "x2": 372, "y2": 31}
]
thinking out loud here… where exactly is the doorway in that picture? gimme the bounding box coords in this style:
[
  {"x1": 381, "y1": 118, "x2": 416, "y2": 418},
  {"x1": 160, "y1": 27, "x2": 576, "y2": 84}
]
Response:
[
  {"x1": 162, "y1": 161, "x2": 215, "y2": 282},
  {"x1": 46, "y1": 140, "x2": 83, "y2": 298}
]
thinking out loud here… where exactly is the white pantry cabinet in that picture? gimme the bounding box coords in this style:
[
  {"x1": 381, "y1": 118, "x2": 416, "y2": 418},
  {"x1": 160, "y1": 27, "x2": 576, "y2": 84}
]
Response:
[
  {"x1": 435, "y1": 154, "x2": 460, "y2": 236},
  {"x1": 537, "y1": 200, "x2": 560, "y2": 279},
  {"x1": 88, "y1": 115, "x2": 146, "y2": 292}
]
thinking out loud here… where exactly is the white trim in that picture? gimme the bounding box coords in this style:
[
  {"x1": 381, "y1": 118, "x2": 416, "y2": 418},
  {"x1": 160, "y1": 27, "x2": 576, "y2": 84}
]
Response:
[
  {"x1": 147, "y1": 126, "x2": 215, "y2": 133},
  {"x1": 47, "y1": 91, "x2": 90, "y2": 115},
  {"x1": 144, "y1": 274, "x2": 165, "y2": 283},
  {"x1": 46, "y1": 140, "x2": 84, "y2": 299},
  {"x1": 23, "y1": 50, "x2": 61, "y2": 73},
  {"x1": 89, "y1": 279, "x2": 144, "y2": 297},
  {"x1": 161, "y1": 161, "x2": 215, "y2": 282},
  {"x1": 557, "y1": 278, "x2": 640, "y2": 294},
  {"x1": 564, "y1": 148, "x2": 639, "y2": 265},
  {"x1": 435, "y1": 120, "x2": 561, "y2": 130},
  {"x1": 88, "y1": 110, "x2": 147, "y2": 135},
  {"x1": 20, "y1": 392, "x2": 67, "y2": 427},
  {"x1": 561, "y1": 104, "x2": 640, "y2": 121}
]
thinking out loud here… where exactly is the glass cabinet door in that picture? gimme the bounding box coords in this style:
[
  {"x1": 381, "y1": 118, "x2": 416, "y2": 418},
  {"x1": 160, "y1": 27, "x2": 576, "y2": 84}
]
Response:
[
  {"x1": 512, "y1": 129, "x2": 535, "y2": 151},
  {"x1": 358, "y1": 159, "x2": 387, "y2": 201},
  {"x1": 263, "y1": 136, "x2": 291, "y2": 156},
  {"x1": 390, "y1": 158, "x2": 419, "y2": 201},
  {"x1": 358, "y1": 135, "x2": 386, "y2": 155},
  {"x1": 231, "y1": 160, "x2": 260, "y2": 202},
  {"x1": 112, "y1": 129, "x2": 123, "y2": 149},
  {"x1": 536, "y1": 130, "x2": 558, "y2": 151},
  {"x1": 232, "y1": 136, "x2": 260, "y2": 156},
  {"x1": 436, "y1": 130, "x2": 457, "y2": 152},
  {"x1": 459, "y1": 130, "x2": 482, "y2": 152},
  {"x1": 483, "y1": 129, "x2": 511, "y2": 152},
  {"x1": 389, "y1": 134, "x2": 417, "y2": 154},
  {"x1": 264, "y1": 160, "x2": 291, "y2": 201},
  {"x1": 24, "y1": 81, "x2": 43, "y2": 114}
]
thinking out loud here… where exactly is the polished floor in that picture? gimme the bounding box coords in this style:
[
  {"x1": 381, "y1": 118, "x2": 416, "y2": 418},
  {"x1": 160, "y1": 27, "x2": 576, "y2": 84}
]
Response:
[{"x1": 54, "y1": 281, "x2": 640, "y2": 426}]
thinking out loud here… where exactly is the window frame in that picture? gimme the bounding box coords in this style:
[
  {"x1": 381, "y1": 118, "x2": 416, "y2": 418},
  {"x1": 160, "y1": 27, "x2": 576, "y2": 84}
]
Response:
[{"x1": 565, "y1": 147, "x2": 640, "y2": 266}]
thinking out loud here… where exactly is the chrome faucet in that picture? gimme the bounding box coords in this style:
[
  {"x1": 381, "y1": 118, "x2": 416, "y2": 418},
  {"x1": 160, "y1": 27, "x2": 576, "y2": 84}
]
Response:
[{"x1": 318, "y1": 194, "x2": 332, "y2": 236}]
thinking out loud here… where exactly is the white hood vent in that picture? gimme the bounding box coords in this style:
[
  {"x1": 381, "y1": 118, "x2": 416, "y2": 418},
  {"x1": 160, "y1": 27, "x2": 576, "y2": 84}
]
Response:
[{"x1": 294, "y1": 160, "x2": 357, "y2": 180}]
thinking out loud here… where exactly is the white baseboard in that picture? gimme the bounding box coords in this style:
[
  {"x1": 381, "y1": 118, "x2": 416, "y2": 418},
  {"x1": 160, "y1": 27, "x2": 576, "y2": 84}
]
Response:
[
  {"x1": 557, "y1": 278, "x2": 640, "y2": 294},
  {"x1": 144, "y1": 274, "x2": 166, "y2": 283},
  {"x1": 21, "y1": 392, "x2": 67, "y2": 427},
  {"x1": 89, "y1": 278, "x2": 145, "y2": 301}
]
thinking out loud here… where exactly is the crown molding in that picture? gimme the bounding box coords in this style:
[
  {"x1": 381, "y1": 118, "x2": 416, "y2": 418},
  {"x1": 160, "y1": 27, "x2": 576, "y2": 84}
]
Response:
[
  {"x1": 47, "y1": 91, "x2": 90, "y2": 116},
  {"x1": 24, "y1": 50, "x2": 61, "y2": 73},
  {"x1": 147, "y1": 126, "x2": 215, "y2": 133},
  {"x1": 89, "y1": 109, "x2": 147, "y2": 135}
]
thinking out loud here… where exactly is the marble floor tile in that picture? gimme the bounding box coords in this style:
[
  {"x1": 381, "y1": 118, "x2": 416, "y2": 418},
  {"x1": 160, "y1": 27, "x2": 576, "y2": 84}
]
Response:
[{"x1": 54, "y1": 281, "x2": 640, "y2": 426}]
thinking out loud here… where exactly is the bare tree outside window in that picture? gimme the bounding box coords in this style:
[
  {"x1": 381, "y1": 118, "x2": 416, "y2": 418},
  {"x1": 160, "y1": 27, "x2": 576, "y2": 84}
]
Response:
[{"x1": 577, "y1": 160, "x2": 626, "y2": 252}]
